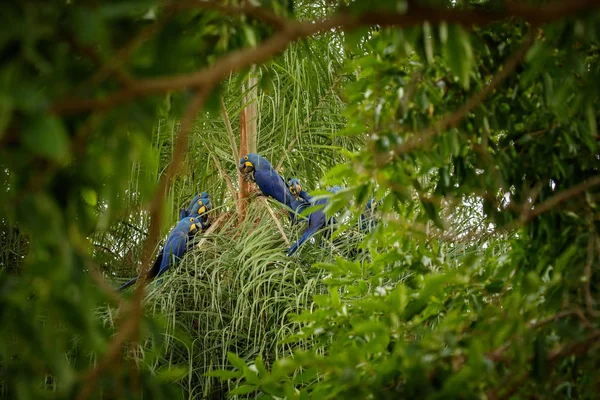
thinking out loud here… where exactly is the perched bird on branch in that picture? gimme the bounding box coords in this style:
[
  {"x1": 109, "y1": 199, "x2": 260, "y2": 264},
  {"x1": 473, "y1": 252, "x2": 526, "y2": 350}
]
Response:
[
  {"x1": 180, "y1": 191, "x2": 212, "y2": 229},
  {"x1": 359, "y1": 197, "x2": 379, "y2": 232},
  {"x1": 286, "y1": 178, "x2": 340, "y2": 256},
  {"x1": 239, "y1": 153, "x2": 308, "y2": 223},
  {"x1": 118, "y1": 216, "x2": 202, "y2": 291}
]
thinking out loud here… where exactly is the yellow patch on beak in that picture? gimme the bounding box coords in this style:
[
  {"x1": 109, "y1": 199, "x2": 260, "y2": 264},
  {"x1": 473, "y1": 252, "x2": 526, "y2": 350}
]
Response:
[
  {"x1": 198, "y1": 205, "x2": 207, "y2": 214},
  {"x1": 244, "y1": 161, "x2": 253, "y2": 168},
  {"x1": 189, "y1": 224, "x2": 197, "y2": 233}
]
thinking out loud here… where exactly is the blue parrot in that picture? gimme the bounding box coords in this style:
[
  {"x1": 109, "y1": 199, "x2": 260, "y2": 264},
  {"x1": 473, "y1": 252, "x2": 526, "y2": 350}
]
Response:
[
  {"x1": 239, "y1": 154, "x2": 308, "y2": 223},
  {"x1": 118, "y1": 217, "x2": 201, "y2": 291},
  {"x1": 180, "y1": 192, "x2": 212, "y2": 229},
  {"x1": 359, "y1": 197, "x2": 379, "y2": 232},
  {"x1": 286, "y1": 179, "x2": 340, "y2": 256}
]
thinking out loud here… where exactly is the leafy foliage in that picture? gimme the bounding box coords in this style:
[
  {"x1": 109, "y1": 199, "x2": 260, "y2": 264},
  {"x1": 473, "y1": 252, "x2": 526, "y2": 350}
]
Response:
[{"x1": 1, "y1": 0, "x2": 600, "y2": 399}]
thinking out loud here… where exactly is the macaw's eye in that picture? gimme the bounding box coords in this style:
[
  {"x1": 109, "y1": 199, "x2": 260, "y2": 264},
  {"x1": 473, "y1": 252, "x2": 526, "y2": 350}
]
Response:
[
  {"x1": 190, "y1": 218, "x2": 195, "y2": 222},
  {"x1": 244, "y1": 155, "x2": 248, "y2": 160}
]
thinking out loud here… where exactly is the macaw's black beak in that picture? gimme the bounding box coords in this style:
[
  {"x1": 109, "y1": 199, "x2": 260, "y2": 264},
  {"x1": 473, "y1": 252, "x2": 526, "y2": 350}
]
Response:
[
  {"x1": 290, "y1": 183, "x2": 302, "y2": 198},
  {"x1": 240, "y1": 161, "x2": 255, "y2": 182}
]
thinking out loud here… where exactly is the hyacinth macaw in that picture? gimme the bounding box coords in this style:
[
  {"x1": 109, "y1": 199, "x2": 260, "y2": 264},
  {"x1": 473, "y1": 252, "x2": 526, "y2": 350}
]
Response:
[
  {"x1": 286, "y1": 179, "x2": 341, "y2": 256},
  {"x1": 180, "y1": 192, "x2": 212, "y2": 229},
  {"x1": 118, "y1": 217, "x2": 201, "y2": 291},
  {"x1": 359, "y1": 197, "x2": 379, "y2": 232},
  {"x1": 239, "y1": 153, "x2": 308, "y2": 223}
]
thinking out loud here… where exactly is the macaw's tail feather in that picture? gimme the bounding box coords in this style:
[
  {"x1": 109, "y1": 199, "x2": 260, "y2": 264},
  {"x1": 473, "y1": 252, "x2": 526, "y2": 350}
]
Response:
[
  {"x1": 118, "y1": 276, "x2": 139, "y2": 292},
  {"x1": 118, "y1": 252, "x2": 162, "y2": 292},
  {"x1": 287, "y1": 226, "x2": 320, "y2": 256}
]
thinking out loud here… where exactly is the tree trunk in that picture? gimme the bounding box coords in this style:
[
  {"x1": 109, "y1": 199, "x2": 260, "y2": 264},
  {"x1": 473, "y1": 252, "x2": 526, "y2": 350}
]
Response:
[{"x1": 238, "y1": 70, "x2": 259, "y2": 223}]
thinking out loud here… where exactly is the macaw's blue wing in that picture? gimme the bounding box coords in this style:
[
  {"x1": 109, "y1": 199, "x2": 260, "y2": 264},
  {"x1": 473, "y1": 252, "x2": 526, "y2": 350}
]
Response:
[
  {"x1": 287, "y1": 198, "x2": 328, "y2": 256},
  {"x1": 156, "y1": 231, "x2": 188, "y2": 277},
  {"x1": 240, "y1": 154, "x2": 294, "y2": 207},
  {"x1": 118, "y1": 248, "x2": 163, "y2": 292},
  {"x1": 254, "y1": 167, "x2": 293, "y2": 207},
  {"x1": 118, "y1": 217, "x2": 199, "y2": 291},
  {"x1": 359, "y1": 197, "x2": 379, "y2": 232},
  {"x1": 179, "y1": 208, "x2": 189, "y2": 220}
]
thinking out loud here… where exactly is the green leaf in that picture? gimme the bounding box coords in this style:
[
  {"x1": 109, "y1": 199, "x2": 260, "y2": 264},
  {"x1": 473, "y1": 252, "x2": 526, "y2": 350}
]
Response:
[
  {"x1": 229, "y1": 384, "x2": 258, "y2": 395},
  {"x1": 156, "y1": 366, "x2": 188, "y2": 382},
  {"x1": 205, "y1": 370, "x2": 243, "y2": 380},
  {"x1": 227, "y1": 352, "x2": 247, "y2": 371},
  {"x1": 444, "y1": 25, "x2": 473, "y2": 89},
  {"x1": 423, "y1": 22, "x2": 434, "y2": 64},
  {"x1": 81, "y1": 188, "x2": 98, "y2": 207},
  {"x1": 22, "y1": 115, "x2": 71, "y2": 164}
]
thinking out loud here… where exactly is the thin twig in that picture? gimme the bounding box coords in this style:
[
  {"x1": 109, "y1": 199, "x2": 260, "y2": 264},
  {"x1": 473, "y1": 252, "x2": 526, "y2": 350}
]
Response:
[
  {"x1": 438, "y1": 175, "x2": 600, "y2": 245},
  {"x1": 259, "y1": 197, "x2": 290, "y2": 246},
  {"x1": 196, "y1": 213, "x2": 228, "y2": 248},
  {"x1": 63, "y1": 34, "x2": 135, "y2": 88},
  {"x1": 209, "y1": 151, "x2": 237, "y2": 200}
]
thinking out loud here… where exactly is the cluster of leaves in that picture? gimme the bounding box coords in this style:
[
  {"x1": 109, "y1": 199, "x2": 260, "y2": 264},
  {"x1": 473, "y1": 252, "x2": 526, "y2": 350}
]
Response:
[
  {"x1": 1, "y1": 0, "x2": 600, "y2": 399},
  {"x1": 0, "y1": 0, "x2": 301, "y2": 397},
  {"x1": 212, "y1": 3, "x2": 600, "y2": 400}
]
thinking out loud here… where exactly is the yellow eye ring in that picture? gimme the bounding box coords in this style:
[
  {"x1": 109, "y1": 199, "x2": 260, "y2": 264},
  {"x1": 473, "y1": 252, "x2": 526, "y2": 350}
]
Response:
[
  {"x1": 244, "y1": 155, "x2": 248, "y2": 160},
  {"x1": 190, "y1": 218, "x2": 194, "y2": 222}
]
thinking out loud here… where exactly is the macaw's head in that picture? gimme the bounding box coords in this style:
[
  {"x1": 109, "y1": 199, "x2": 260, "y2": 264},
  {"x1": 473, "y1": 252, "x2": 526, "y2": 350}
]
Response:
[
  {"x1": 186, "y1": 217, "x2": 199, "y2": 233},
  {"x1": 188, "y1": 192, "x2": 211, "y2": 216},
  {"x1": 366, "y1": 197, "x2": 376, "y2": 210},
  {"x1": 288, "y1": 178, "x2": 303, "y2": 199},
  {"x1": 196, "y1": 197, "x2": 211, "y2": 215},
  {"x1": 239, "y1": 153, "x2": 261, "y2": 182}
]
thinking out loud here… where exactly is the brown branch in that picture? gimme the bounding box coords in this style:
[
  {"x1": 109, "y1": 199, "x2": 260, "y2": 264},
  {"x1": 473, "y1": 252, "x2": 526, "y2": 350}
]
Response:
[
  {"x1": 83, "y1": 16, "x2": 169, "y2": 91},
  {"x1": 50, "y1": 0, "x2": 600, "y2": 116},
  {"x1": 196, "y1": 213, "x2": 228, "y2": 248},
  {"x1": 76, "y1": 90, "x2": 209, "y2": 400},
  {"x1": 167, "y1": 0, "x2": 288, "y2": 30},
  {"x1": 438, "y1": 175, "x2": 600, "y2": 245},
  {"x1": 238, "y1": 107, "x2": 250, "y2": 223},
  {"x1": 525, "y1": 176, "x2": 600, "y2": 223},
  {"x1": 63, "y1": 34, "x2": 135, "y2": 88}
]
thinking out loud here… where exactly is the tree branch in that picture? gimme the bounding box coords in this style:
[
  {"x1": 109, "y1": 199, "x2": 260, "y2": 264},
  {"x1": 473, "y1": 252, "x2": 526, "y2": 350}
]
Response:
[
  {"x1": 50, "y1": 0, "x2": 600, "y2": 116},
  {"x1": 167, "y1": 0, "x2": 288, "y2": 30}
]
